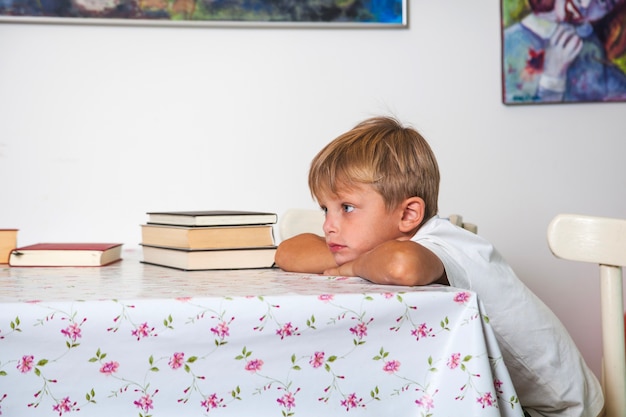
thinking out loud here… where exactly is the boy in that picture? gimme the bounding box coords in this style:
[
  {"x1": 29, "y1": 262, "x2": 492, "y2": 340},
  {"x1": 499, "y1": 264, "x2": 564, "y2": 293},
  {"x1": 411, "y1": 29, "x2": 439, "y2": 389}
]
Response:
[{"x1": 274, "y1": 116, "x2": 603, "y2": 417}]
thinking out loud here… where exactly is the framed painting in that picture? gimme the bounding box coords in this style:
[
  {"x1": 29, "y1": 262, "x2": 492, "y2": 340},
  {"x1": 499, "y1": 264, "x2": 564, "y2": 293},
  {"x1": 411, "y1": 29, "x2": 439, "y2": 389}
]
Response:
[
  {"x1": 501, "y1": 0, "x2": 626, "y2": 104},
  {"x1": 0, "y1": 0, "x2": 407, "y2": 27}
]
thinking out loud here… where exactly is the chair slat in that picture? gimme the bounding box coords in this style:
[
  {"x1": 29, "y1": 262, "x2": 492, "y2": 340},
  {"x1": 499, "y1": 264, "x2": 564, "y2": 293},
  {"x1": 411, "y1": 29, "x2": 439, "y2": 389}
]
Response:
[{"x1": 548, "y1": 214, "x2": 626, "y2": 417}]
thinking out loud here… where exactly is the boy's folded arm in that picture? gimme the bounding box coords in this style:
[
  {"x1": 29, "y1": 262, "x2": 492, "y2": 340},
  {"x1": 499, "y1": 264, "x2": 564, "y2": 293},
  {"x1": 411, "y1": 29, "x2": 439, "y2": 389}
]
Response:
[
  {"x1": 348, "y1": 240, "x2": 446, "y2": 287},
  {"x1": 274, "y1": 233, "x2": 337, "y2": 273}
]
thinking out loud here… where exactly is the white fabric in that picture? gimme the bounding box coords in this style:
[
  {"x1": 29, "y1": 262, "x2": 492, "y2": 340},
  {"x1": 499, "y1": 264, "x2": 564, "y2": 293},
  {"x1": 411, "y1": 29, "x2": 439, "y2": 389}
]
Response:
[{"x1": 412, "y1": 216, "x2": 604, "y2": 417}]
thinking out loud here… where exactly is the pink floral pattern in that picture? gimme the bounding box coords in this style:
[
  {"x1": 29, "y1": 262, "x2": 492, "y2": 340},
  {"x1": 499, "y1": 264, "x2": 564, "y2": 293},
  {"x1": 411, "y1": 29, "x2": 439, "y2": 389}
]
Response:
[{"x1": 0, "y1": 254, "x2": 523, "y2": 416}]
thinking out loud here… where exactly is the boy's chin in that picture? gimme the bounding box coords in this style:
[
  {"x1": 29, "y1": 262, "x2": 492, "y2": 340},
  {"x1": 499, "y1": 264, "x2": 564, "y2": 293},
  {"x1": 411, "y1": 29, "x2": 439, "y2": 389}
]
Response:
[{"x1": 333, "y1": 254, "x2": 357, "y2": 267}]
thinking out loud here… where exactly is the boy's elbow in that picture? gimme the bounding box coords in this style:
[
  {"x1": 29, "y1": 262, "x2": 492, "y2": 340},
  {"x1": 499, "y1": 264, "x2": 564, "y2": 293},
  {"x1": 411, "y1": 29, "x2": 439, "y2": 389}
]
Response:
[
  {"x1": 273, "y1": 237, "x2": 317, "y2": 272},
  {"x1": 274, "y1": 234, "x2": 334, "y2": 273},
  {"x1": 379, "y1": 247, "x2": 441, "y2": 286},
  {"x1": 383, "y1": 259, "x2": 420, "y2": 286},
  {"x1": 274, "y1": 243, "x2": 292, "y2": 271},
  {"x1": 274, "y1": 233, "x2": 335, "y2": 274}
]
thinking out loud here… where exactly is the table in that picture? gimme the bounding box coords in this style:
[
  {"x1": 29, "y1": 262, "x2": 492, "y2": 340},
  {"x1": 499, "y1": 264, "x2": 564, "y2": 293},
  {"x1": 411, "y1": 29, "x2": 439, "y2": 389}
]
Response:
[{"x1": 0, "y1": 249, "x2": 524, "y2": 417}]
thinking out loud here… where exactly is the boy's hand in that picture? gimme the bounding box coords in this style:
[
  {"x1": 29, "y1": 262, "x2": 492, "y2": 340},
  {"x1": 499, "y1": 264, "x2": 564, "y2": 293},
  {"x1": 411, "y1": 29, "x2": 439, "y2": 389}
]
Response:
[
  {"x1": 323, "y1": 262, "x2": 355, "y2": 277},
  {"x1": 543, "y1": 25, "x2": 583, "y2": 80}
]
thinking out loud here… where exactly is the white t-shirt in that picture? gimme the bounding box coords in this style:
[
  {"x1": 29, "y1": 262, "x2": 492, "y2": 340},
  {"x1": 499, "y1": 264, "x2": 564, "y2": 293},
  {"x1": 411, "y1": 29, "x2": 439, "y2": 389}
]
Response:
[{"x1": 412, "y1": 216, "x2": 603, "y2": 417}]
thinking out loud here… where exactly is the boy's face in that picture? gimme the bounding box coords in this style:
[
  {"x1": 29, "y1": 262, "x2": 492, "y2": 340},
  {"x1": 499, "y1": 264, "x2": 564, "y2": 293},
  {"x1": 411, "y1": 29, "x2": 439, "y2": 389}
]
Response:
[{"x1": 317, "y1": 183, "x2": 407, "y2": 266}]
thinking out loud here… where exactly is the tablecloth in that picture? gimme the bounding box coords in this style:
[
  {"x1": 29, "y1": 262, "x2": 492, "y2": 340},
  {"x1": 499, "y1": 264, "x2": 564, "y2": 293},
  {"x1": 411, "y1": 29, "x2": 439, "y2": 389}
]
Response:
[{"x1": 0, "y1": 249, "x2": 523, "y2": 416}]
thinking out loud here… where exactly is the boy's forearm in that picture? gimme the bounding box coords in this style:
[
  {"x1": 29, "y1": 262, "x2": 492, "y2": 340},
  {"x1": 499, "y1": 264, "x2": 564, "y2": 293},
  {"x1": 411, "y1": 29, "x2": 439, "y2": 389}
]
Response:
[
  {"x1": 328, "y1": 240, "x2": 444, "y2": 286},
  {"x1": 274, "y1": 233, "x2": 337, "y2": 273}
]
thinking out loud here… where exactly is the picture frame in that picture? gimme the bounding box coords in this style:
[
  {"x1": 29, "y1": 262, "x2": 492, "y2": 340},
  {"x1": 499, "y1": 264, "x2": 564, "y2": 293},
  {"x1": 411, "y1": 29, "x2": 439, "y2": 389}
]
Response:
[
  {"x1": 501, "y1": 0, "x2": 626, "y2": 104},
  {"x1": 0, "y1": 0, "x2": 407, "y2": 28}
]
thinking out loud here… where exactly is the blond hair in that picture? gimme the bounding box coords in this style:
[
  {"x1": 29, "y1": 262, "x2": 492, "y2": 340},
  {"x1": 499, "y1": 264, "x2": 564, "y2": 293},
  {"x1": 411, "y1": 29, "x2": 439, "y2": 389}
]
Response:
[{"x1": 309, "y1": 116, "x2": 440, "y2": 220}]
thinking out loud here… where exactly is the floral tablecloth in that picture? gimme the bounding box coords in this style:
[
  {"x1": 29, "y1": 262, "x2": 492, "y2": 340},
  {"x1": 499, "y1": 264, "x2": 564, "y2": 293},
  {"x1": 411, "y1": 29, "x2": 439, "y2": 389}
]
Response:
[{"x1": 0, "y1": 249, "x2": 524, "y2": 417}]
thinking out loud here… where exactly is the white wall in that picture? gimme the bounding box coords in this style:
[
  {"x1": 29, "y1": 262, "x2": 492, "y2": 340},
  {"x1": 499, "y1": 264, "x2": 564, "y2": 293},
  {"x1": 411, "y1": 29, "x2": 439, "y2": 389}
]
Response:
[{"x1": 1, "y1": 0, "x2": 625, "y2": 378}]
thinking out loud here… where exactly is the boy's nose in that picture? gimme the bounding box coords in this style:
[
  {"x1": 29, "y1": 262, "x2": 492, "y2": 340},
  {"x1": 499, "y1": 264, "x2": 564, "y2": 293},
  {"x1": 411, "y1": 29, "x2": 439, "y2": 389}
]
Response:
[{"x1": 323, "y1": 214, "x2": 337, "y2": 235}]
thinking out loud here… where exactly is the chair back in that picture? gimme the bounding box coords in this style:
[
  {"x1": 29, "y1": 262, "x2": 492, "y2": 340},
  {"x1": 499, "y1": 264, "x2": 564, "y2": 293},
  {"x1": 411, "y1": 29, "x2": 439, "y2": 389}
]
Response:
[
  {"x1": 448, "y1": 214, "x2": 478, "y2": 234},
  {"x1": 547, "y1": 214, "x2": 626, "y2": 417},
  {"x1": 278, "y1": 209, "x2": 324, "y2": 241}
]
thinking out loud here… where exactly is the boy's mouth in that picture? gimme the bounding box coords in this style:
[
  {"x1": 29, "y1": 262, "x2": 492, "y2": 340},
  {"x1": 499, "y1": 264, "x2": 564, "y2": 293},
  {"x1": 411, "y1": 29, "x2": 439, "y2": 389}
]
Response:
[{"x1": 327, "y1": 243, "x2": 346, "y2": 253}]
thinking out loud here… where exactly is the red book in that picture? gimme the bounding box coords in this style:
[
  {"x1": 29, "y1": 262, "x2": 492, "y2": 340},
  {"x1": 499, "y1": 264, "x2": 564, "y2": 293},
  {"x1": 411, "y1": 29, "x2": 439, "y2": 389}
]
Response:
[{"x1": 8, "y1": 243, "x2": 123, "y2": 267}]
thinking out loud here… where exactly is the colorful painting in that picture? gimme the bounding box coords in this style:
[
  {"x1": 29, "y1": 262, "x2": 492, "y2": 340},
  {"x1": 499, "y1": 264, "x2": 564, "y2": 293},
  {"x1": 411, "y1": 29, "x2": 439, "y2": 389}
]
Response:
[
  {"x1": 0, "y1": 0, "x2": 406, "y2": 27},
  {"x1": 501, "y1": 0, "x2": 626, "y2": 104}
]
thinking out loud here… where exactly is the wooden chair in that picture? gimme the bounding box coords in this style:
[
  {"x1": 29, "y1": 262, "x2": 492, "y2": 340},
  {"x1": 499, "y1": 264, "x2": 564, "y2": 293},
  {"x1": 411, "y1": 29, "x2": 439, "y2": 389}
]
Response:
[
  {"x1": 547, "y1": 214, "x2": 626, "y2": 417},
  {"x1": 448, "y1": 214, "x2": 478, "y2": 234},
  {"x1": 278, "y1": 209, "x2": 477, "y2": 241},
  {"x1": 278, "y1": 208, "x2": 325, "y2": 241}
]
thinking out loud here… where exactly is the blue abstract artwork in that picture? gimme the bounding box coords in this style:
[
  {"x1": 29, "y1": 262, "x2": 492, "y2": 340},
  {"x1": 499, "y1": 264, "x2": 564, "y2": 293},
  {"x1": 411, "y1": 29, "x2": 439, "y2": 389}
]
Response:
[
  {"x1": 0, "y1": 0, "x2": 406, "y2": 27},
  {"x1": 501, "y1": 0, "x2": 626, "y2": 104}
]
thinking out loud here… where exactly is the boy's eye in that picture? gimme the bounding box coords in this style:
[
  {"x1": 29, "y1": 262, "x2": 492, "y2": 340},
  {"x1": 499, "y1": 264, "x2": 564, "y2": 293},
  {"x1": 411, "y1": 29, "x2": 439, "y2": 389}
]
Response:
[
  {"x1": 320, "y1": 207, "x2": 328, "y2": 215},
  {"x1": 342, "y1": 204, "x2": 355, "y2": 213}
]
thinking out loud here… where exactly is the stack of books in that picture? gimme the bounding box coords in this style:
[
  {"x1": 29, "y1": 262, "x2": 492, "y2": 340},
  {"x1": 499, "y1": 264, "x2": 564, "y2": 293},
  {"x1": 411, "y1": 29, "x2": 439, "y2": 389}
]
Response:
[{"x1": 140, "y1": 210, "x2": 278, "y2": 270}]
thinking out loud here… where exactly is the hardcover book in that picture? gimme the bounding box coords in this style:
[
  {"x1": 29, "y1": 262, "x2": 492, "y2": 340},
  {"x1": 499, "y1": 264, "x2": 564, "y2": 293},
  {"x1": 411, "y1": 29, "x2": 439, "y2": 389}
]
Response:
[
  {"x1": 146, "y1": 210, "x2": 277, "y2": 227},
  {"x1": 141, "y1": 224, "x2": 275, "y2": 249},
  {"x1": 141, "y1": 244, "x2": 276, "y2": 271},
  {"x1": 0, "y1": 229, "x2": 18, "y2": 264},
  {"x1": 9, "y1": 243, "x2": 123, "y2": 267}
]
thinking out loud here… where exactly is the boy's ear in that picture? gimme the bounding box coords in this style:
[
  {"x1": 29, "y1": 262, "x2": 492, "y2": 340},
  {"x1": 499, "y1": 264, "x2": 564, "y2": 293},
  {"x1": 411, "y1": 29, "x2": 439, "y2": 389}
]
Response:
[{"x1": 398, "y1": 197, "x2": 426, "y2": 233}]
